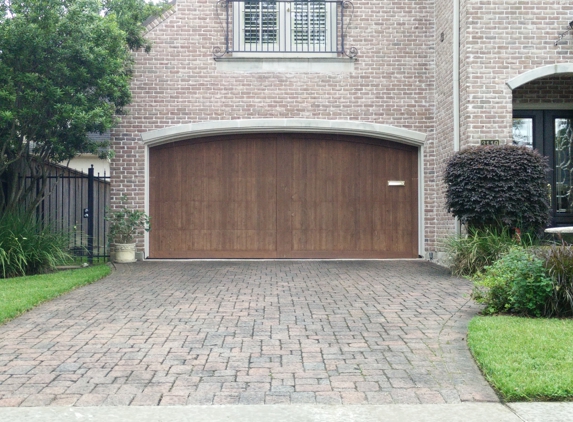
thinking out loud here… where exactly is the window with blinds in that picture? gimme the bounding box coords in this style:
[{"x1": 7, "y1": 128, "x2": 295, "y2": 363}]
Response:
[
  {"x1": 293, "y1": 1, "x2": 327, "y2": 47},
  {"x1": 243, "y1": 1, "x2": 277, "y2": 44},
  {"x1": 232, "y1": 0, "x2": 335, "y2": 54}
]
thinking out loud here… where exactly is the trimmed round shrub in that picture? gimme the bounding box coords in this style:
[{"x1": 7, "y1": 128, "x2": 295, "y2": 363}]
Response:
[{"x1": 444, "y1": 145, "x2": 550, "y2": 233}]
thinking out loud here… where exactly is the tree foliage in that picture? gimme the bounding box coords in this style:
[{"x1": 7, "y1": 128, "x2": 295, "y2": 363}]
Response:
[
  {"x1": 0, "y1": 0, "x2": 170, "y2": 213},
  {"x1": 444, "y1": 145, "x2": 550, "y2": 233},
  {"x1": 102, "y1": 0, "x2": 172, "y2": 52}
]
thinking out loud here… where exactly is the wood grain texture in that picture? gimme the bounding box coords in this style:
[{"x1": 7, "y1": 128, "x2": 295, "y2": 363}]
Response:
[{"x1": 149, "y1": 134, "x2": 418, "y2": 258}]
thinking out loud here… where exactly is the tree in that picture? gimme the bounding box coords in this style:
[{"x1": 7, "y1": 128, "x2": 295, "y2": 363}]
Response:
[{"x1": 0, "y1": 0, "x2": 169, "y2": 213}]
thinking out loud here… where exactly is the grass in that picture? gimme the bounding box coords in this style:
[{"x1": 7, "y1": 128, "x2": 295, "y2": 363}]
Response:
[
  {"x1": 59, "y1": 256, "x2": 108, "y2": 266},
  {"x1": 0, "y1": 265, "x2": 111, "y2": 324},
  {"x1": 468, "y1": 316, "x2": 573, "y2": 401}
]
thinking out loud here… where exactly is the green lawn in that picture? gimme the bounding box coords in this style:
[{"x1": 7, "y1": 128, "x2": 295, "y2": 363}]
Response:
[
  {"x1": 468, "y1": 316, "x2": 573, "y2": 401},
  {"x1": 0, "y1": 265, "x2": 111, "y2": 324}
]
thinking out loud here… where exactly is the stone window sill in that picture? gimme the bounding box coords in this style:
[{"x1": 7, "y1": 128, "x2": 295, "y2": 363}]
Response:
[{"x1": 215, "y1": 57, "x2": 355, "y2": 73}]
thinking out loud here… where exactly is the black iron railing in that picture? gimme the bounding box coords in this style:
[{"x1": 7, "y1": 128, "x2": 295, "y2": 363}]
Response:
[{"x1": 213, "y1": 0, "x2": 357, "y2": 58}]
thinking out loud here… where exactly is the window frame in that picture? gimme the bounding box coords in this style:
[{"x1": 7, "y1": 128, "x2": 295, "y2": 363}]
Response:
[
  {"x1": 231, "y1": 0, "x2": 337, "y2": 57},
  {"x1": 513, "y1": 109, "x2": 573, "y2": 225}
]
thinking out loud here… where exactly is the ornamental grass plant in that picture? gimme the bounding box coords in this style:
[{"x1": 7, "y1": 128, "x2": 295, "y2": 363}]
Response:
[
  {"x1": 443, "y1": 226, "x2": 531, "y2": 277},
  {"x1": 534, "y1": 244, "x2": 573, "y2": 317},
  {"x1": 0, "y1": 211, "x2": 72, "y2": 278}
]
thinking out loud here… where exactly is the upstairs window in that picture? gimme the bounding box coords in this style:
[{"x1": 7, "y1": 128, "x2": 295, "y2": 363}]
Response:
[
  {"x1": 293, "y1": 1, "x2": 327, "y2": 46},
  {"x1": 243, "y1": 1, "x2": 278, "y2": 46},
  {"x1": 214, "y1": 0, "x2": 357, "y2": 58}
]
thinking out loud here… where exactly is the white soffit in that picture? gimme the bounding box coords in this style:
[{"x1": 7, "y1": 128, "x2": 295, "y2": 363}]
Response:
[
  {"x1": 140, "y1": 119, "x2": 427, "y2": 148},
  {"x1": 506, "y1": 63, "x2": 573, "y2": 90}
]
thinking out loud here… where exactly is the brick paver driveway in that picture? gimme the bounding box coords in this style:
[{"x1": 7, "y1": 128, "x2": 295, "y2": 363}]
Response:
[{"x1": 0, "y1": 261, "x2": 497, "y2": 407}]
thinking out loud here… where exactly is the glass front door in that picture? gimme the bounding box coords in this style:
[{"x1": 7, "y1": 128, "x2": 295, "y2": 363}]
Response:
[{"x1": 513, "y1": 110, "x2": 573, "y2": 226}]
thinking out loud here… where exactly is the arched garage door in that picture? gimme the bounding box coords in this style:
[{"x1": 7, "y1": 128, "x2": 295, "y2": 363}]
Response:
[{"x1": 149, "y1": 133, "x2": 418, "y2": 258}]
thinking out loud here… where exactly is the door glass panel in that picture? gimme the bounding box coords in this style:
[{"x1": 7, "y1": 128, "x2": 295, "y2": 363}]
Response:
[
  {"x1": 555, "y1": 118, "x2": 573, "y2": 213},
  {"x1": 512, "y1": 118, "x2": 533, "y2": 148}
]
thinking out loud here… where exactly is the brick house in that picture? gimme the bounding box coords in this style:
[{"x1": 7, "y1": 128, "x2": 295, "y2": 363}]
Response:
[{"x1": 110, "y1": 0, "x2": 573, "y2": 260}]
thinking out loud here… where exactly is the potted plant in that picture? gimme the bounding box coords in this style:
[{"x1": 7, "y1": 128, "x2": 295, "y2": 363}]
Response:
[{"x1": 105, "y1": 197, "x2": 151, "y2": 263}]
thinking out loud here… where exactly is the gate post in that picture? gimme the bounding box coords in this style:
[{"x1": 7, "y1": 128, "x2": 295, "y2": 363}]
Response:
[{"x1": 87, "y1": 166, "x2": 94, "y2": 264}]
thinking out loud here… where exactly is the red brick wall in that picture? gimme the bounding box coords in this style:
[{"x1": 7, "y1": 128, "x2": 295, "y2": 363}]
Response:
[
  {"x1": 432, "y1": 0, "x2": 457, "y2": 255},
  {"x1": 111, "y1": 0, "x2": 573, "y2": 256},
  {"x1": 513, "y1": 76, "x2": 573, "y2": 105},
  {"x1": 111, "y1": 0, "x2": 437, "y2": 252},
  {"x1": 432, "y1": 0, "x2": 573, "y2": 256},
  {"x1": 460, "y1": 0, "x2": 573, "y2": 148}
]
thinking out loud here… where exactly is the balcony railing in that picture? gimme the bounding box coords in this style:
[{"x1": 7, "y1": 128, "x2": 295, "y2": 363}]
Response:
[{"x1": 213, "y1": 0, "x2": 357, "y2": 58}]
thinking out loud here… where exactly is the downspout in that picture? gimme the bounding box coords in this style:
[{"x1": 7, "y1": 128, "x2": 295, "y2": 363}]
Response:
[
  {"x1": 453, "y1": 0, "x2": 462, "y2": 235},
  {"x1": 453, "y1": 0, "x2": 460, "y2": 154}
]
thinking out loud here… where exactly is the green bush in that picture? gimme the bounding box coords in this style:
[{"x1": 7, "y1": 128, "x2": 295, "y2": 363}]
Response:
[
  {"x1": 472, "y1": 248, "x2": 553, "y2": 317},
  {"x1": 444, "y1": 226, "x2": 524, "y2": 276},
  {"x1": 105, "y1": 196, "x2": 151, "y2": 244},
  {"x1": 534, "y1": 245, "x2": 573, "y2": 317},
  {"x1": 0, "y1": 211, "x2": 72, "y2": 278},
  {"x1": 444, "y1": 145, "x2": 549, "y2": 233}
]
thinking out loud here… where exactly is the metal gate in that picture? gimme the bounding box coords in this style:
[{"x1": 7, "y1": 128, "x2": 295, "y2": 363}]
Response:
[{"x1": 24, "y1": 166, "x2": 110, "y2": 262}]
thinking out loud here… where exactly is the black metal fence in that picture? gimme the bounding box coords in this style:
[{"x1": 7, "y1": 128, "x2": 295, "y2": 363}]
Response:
[{"x1": 23, "y1": 165, "x2": 110, "y2": 262}]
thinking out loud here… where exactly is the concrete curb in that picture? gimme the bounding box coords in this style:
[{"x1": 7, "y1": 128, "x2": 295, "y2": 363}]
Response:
[
  {"x1": 0, "y1": 403, "x2": 546, "y2": 422},
  {"x1": 509, "y1": 402, "x2": 573, "y2": 422}
]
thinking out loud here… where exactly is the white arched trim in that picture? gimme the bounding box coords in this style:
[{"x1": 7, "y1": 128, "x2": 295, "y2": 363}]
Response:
[
  {"x1": 140, "y1": 119, "x2": 427, "y2": 147},
  {"x1": 506, "y1": 63, "x2": 573, "y2": 90},
  {"x1": 142, "y1": 119, "x2": 427, "y2": 258}
]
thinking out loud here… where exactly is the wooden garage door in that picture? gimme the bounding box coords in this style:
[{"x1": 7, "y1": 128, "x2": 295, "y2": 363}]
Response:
[{"x1": 149, "y1": 133, "x2": 418, "y2": 258}]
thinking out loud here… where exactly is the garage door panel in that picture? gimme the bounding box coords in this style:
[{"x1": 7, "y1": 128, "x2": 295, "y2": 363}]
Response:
[
  {"x1": 357, "y1": 203, "x2": 373, "y2": 235},
  {"x1": 276, "y1": 140, "x2": 293, "y2": 257},
  {"x1": 357, "y1": 229, "x2": 374, "y2": 251},
  {"x1": 290, "y1": 230, "x2": 361, "y2": 252},
  {"x1": 180, "y1": 230, "x2": 197, "y2": 250},
  {"x1": 208, "y1": 230, "x2": 225, "y2": 251},
  {"x1": 181, "y1": 201, "x2": 204, "y2": 230},
  {"x1": 151, "y1": 200, "x2": 179, "y2": 232},
  {"x1": 156, "y1": 229, "x2": 182, "y2": 252},
  {"x1": 150, "y1": 134, "x2": 418, "y2": 258},
  {"x1": 181, "y1": 148, "x2": 204, "y2": 201},
  {"x1": 291, "y1": 230, "x2": 311, "y2": 251},
  {"x1": 257, "y1": 230, "x2": 277, "y2": 251},
  {"x1": 317, "y1": 202, "x2": 335, "y2": 230},
  {"x1": 372, "y1": 229, "x2": 388, "y2": 252},
  {"x1": 372, "y1": 202, "x2": 385, "y2": 232},
  {"x1": 162, "y1": 148, "x2": 182, "y2": 203},
  {"x1": 336, "y1": 231, "x2": 357, "y2": 251},
  {"x1": 220, "y1": 230, "x2": 241, "y2": 251},
  {"x1": 258, "y1": 202, "x2": 277, "y2": 231},
  {"x1": 335, "y1": 145, "x2": 358, "y2": 201}
]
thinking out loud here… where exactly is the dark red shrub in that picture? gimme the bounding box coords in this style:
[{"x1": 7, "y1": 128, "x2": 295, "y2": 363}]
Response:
[{"x1": 444, "y1": 145, "x2": 550, "y2": 232}]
